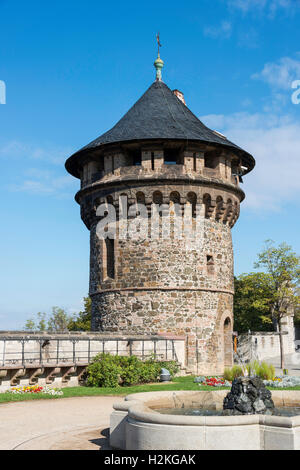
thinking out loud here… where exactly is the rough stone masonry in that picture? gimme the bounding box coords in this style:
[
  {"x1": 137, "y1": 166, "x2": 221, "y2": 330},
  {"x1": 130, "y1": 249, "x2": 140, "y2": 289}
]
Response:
[{"x1": 65, "y1": 57, "x2": 255, "y2": 374}]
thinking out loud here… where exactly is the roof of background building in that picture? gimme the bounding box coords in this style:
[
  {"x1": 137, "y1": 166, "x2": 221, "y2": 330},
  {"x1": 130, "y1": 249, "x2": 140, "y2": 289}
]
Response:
[{"x1": 65, "y1": 80, "x2": 255, "y2": 178}]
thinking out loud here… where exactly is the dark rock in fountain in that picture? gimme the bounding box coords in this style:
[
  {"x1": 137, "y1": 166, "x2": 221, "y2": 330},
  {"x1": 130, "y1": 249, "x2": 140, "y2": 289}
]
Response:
[{"x1": 223, "y1": 377, "x2": 275, "y2": 415}]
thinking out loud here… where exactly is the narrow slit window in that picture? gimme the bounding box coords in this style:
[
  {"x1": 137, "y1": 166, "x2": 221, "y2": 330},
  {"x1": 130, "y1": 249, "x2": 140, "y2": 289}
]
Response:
[
  {"x1": 151, "y1": 152, "x2": 155, "y2": 170},
  {"x1": 112, "y1": 155, "x2": 115, "y2": 174},
  {"x1": 104, "y1": 238, "x2": 115, "y2": 279},
  {"x1": 207, "y1": 255, "x2": 214, "y2": 275},
  {"x1": 193, "y1": 153, "x2": 197, "y2": 171}
]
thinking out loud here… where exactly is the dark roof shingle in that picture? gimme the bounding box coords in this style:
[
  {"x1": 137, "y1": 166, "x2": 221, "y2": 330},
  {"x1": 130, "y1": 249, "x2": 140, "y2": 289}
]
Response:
[{"x1": 66, "y1": 81, "x2": 255, "y2": 177}]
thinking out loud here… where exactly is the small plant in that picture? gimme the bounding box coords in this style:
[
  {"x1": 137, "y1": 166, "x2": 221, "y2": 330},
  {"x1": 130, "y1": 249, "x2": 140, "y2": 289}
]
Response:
[
  {"x1": 224, "y1": 365, "x2": 243, "y2": 382},
  {"x1": 257, "y1": 361, "x2": 275, "y2": 380}
]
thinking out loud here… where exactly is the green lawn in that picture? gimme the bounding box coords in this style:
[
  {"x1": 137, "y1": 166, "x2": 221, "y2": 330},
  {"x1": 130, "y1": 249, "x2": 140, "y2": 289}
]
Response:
[{"x1": 0, "y1": 376, "x2": 299, "y2": 404}]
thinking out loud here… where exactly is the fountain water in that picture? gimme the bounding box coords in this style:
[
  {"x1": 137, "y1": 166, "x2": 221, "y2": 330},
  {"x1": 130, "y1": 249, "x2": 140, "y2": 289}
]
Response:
[
  {"x1": 158, "y1": 378, "x2": 300, "y2": 417},
  {"x1": 233, "y1": 333, "x2": 260, "y2": 371}
]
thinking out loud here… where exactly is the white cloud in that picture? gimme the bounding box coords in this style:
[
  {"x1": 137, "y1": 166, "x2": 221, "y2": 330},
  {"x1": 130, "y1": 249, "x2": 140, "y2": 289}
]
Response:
[
  {"x1": 9, "y1": 171, "x2": 76, "y2": 197},
  {"x1": 204, "y1": 21, "x2": 232, "y2": 39},
  {"x1": 0, "y1": 140, "x2": 78, "y2": 197},
  {"x1": 201, "y1": 112, "x2": 300, "y2": 211},
  {"x1": 0, "y1": 141, "x2": 74, "y2": 165},
  {"x1": 202, "y1": 112, "x2": 293, "y2": 130},
  {"x1": 228, "y1": 0, "x2": 299, "y2": 16},
  {"x1": 252, "y1": 57, "x2": 300, "y2": 90},
  {"x1": 228, "y1": 0, "x2": 267, "y2": 12}
]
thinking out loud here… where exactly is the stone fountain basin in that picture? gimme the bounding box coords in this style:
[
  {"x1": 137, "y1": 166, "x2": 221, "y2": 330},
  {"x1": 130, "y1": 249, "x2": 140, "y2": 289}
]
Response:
[{"x1": 110, "y1": 390, "x2": 300, "y2": 450}]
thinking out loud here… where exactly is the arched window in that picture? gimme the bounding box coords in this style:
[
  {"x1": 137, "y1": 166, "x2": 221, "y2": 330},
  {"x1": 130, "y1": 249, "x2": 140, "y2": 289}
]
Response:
[
  {"x1": 216, "y1": 196, "x2": 224, "y2": 221},
  {"x1": 203, "y1": 193, "x2": 211, "y2": 219},
  {"x1": 187, "y1": 192, "x2": 197, "y2": 218},
  {"x1": 170, "y1": 191, "x2": 180, "y2": 204},
  {"x1": 135, "y1": 192, "x2": 148, "y2": 223},
  {"x1": 223, "y1": 198, "x2": 233, "y2": 224},
  {"x1": 153, "y1": 191, "x2": 163, "y2": 205},
  {"x1": 136, "y1": 192, "x2": 145, "y2": 205}
]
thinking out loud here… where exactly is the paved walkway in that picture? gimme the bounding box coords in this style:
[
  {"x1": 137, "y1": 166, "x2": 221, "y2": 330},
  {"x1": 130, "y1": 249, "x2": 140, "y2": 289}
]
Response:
[
  {"x1": 0, "y1": 396, "x2": 119, "y2": 450},
  {"x1": 264, "y1": 352, "x2": 300, "y2": 377}
]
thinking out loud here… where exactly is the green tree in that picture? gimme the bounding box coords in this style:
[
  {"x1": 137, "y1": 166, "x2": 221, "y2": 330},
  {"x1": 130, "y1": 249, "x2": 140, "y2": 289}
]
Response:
[
  {"x1": 293, "y1": 288, "x2": 300, "y2": 327},
  {"x1": 36, "y1": 312, "x2": 47, "y2": 331},
  {"x1": 47, "y1": 307, "x2": 72, "y2": 332},
  {"x1": 24, "y1": 298, "x2": 92, "y2": 332},
  {"x1": 68, "y1": 296, "x2": 91, "y2": 331},
  {"x1": 25, "y1": 319, "x2": 36, "y2": 331},
  {"x1": 24, "y1": 312, "x2": 47, "y2": 331},
  {"x1": 234, "y1": 272, "x2": 274, "y2": 333},
  {"x1": 254, "y1": 240, "x2": 300, "y2": 369}
]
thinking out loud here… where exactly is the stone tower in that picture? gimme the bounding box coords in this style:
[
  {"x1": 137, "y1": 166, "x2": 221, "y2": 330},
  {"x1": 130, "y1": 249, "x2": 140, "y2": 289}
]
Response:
[{"x1": 65, "y1": 52, "x2": 255, "y2": 374}]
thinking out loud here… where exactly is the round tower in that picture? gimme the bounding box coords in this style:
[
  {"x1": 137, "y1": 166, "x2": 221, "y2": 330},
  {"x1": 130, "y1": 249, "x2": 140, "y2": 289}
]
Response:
[{"x1": 65, "y1": 52, "x2": 255, "y2": 374}]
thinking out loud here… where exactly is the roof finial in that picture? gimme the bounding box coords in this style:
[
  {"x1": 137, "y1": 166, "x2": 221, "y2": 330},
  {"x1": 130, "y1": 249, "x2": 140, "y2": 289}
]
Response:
[{"x1": 154, "y1": 32, "x2": 164, "y2": 81}]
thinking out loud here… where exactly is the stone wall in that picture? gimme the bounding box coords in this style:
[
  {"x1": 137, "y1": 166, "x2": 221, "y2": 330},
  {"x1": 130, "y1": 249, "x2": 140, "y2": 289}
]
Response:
[
  {"x1": 90, "y1": 215, "x2": 235, "y2": 375},
  {"x1": 251, "y1": 332, "x2": 295, "y2": 361},
  {"x1": 80, "y1": 144, "x2": 239, "y2": 190},
  {"x1": 237, "y1": 325, "x2": 296, "y2": 363}
]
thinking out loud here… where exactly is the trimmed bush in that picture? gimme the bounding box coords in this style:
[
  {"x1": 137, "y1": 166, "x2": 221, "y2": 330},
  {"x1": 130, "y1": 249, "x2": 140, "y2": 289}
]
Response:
[
  {"x1": 86, "y1": 353, "x2": 122, "y2": 387},
  {"x1": 86, "y1": 353, "x2": 179, "y2": 388}
]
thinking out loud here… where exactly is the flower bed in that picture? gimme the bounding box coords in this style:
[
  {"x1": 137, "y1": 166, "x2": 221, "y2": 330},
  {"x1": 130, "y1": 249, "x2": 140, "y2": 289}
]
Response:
[
  {"x1": 194, "y1": 376, "x2": 231, "y2": 387},
  {"x1": 194, "y1": 374, "x2": 300, "y2": 389},
  {"x1": 9, "y1": 385, "x2": 63, "y2": 396},
  {"x1": 263, "y1": 375, "x2": 300, "y2": 388}
]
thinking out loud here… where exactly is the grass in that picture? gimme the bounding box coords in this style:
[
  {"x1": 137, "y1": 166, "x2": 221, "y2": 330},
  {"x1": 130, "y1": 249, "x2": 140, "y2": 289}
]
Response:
[
  {"x1": 0, "y1": 376, "x2": 223, "y2": 403},
  {"x1": 0, "y1": 376, "x2": 299, "y2": 404}
]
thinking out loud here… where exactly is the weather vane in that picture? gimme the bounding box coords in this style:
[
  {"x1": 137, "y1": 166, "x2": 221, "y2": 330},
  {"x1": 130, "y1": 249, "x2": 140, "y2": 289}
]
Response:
[
  {"x1": 156, "y1": 32, "x2": 162, "y2": 57},
  {"x1": 154, "y1": 33, "x2": 164, "y2": 81}
]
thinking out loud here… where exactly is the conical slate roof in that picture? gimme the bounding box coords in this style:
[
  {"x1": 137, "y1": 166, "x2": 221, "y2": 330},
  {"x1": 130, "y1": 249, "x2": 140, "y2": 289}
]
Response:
[{"x1": 65, "y1": 80, "x2": 255, "y2": 177}]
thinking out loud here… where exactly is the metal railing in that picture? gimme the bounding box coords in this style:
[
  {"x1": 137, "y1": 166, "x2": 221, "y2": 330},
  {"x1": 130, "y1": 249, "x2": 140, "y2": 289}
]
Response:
[{"x1": 0, "y1": 338, "x2": 178, "y2": 368}]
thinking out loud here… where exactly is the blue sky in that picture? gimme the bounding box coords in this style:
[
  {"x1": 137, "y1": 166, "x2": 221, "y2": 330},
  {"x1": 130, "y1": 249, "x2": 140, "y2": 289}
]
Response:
[{"x1": 0, "y1": 0, "x2": 300, "y2": 329}]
